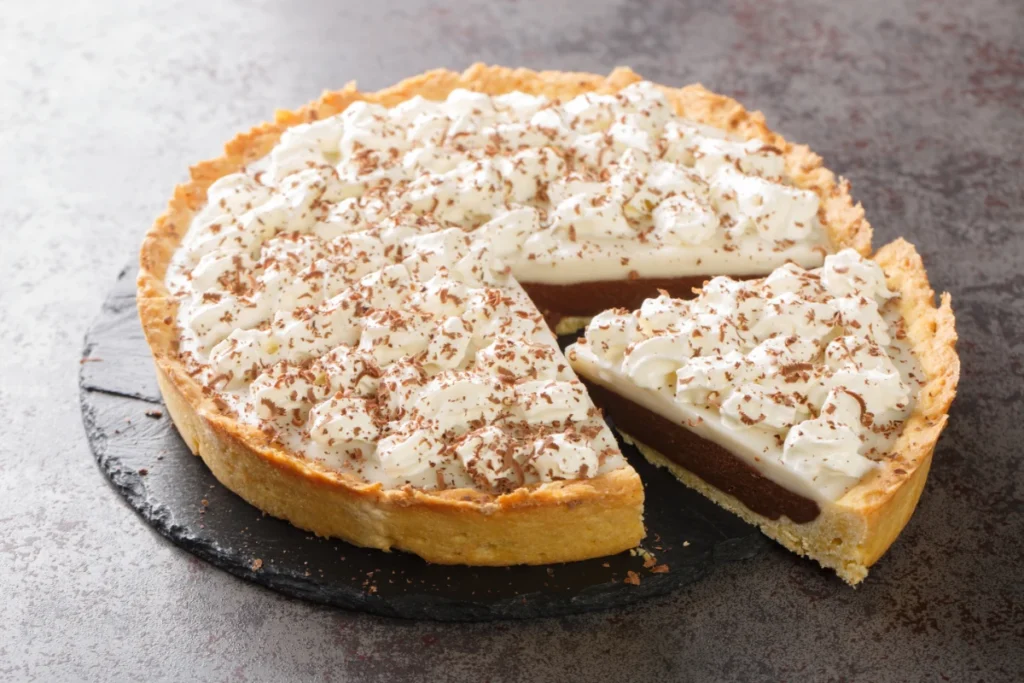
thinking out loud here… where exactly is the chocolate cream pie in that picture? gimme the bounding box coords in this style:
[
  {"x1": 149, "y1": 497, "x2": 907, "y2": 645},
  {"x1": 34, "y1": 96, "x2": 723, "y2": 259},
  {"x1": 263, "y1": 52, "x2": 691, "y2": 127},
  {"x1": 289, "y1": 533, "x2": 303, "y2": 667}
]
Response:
[
  {"x1": 568, "y1": 243, "x2": 958, "y2": 583},
  {"x1": 138, "y1": 64, "x2": 947, "y2": 570}
]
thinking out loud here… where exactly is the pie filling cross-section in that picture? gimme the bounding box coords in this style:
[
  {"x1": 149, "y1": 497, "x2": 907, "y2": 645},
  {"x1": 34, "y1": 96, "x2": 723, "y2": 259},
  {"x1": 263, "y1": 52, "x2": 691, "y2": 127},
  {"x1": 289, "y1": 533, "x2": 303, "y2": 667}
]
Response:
[
  {"x1": 137, "y1": 64, "x2": 950, "y2": 572},
  {"x1": 568, "y1": 242, "x2": 958, "y2": 584}
]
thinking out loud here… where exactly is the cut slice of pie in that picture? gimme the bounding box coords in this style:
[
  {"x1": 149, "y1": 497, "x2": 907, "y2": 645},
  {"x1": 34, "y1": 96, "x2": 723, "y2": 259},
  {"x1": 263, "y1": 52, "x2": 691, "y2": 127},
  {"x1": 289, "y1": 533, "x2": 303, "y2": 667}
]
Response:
[
  {"x1": 138, "y1": 63, "x2": 882, "y2": 566},
  {"x1": 568, "y1": 241, "x2": 958, "y2": 583}
]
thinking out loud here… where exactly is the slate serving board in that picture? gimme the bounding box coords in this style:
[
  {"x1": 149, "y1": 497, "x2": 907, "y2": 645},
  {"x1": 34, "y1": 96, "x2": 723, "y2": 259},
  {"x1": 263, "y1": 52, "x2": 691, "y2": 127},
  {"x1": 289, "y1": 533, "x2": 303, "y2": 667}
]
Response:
[{"x1": 80, "y1": 265, "x2": 768, "y2": 621}]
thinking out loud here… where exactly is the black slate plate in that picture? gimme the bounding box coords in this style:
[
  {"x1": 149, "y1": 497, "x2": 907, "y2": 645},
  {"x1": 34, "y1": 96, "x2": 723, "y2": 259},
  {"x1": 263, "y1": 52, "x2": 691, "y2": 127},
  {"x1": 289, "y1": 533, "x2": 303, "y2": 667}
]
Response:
[{"x1": 80, "y1": 265, "x2": 768, "y2": 621}]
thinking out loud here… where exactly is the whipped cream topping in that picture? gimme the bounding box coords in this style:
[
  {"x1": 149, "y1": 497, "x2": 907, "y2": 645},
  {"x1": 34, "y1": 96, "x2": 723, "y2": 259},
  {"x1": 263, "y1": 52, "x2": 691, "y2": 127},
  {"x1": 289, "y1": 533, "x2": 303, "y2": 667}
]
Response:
[
  {"x1": 168, "y1": 204, "x2": 624, "y2": 493},
  {"x1": 180, "y1": 81, "x2": 829, "y2": 288},
  {"x1": 569, "y1": 250, "x2": 924, "y2": 503},
  {"x1": 165, "y1": 80, "x2": 835, "y2": 494}
]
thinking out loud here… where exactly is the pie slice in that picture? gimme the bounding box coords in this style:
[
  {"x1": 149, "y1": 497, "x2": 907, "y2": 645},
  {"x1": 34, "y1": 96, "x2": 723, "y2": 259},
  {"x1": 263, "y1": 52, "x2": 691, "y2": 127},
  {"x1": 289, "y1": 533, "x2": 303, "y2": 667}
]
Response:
[
  {"x1": 139, "y1": 64, "x2": 883, "y2": 566},
  {"x1": 568, "y1": 241, "x2": 958, "y2": 583}
]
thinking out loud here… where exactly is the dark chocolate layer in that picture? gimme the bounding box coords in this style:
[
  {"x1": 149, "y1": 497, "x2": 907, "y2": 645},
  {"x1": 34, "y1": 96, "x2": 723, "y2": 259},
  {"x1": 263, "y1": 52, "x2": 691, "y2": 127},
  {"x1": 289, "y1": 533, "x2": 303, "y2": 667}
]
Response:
[{"x1": 581, "y1": 379, "x2": 820, "y2": 523}]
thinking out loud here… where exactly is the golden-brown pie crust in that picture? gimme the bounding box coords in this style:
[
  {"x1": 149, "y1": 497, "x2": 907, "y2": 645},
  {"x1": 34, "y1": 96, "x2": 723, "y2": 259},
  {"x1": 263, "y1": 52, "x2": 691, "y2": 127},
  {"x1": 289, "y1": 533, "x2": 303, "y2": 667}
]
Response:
[{"x1": 138, "y1": 64, "x2": 877, "y2": 565}]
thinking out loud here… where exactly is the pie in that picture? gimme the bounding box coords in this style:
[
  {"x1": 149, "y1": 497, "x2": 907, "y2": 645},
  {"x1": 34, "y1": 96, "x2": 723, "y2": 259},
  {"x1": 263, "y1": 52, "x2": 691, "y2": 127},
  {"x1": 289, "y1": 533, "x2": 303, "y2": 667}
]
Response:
[
  {"x1": 568, "y1": 242, "x2": 958, "y2": 583},
  {"x1": 137, "y1": 64, "x2": 955, "y2": 577}
]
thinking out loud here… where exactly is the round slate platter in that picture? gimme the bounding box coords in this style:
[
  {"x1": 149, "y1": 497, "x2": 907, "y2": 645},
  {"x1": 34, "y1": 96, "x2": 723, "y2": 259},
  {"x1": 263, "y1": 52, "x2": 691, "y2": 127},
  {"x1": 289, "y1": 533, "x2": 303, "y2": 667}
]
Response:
[{"x1": 80, "y1": 265, "x2": 769, "y2": 621}]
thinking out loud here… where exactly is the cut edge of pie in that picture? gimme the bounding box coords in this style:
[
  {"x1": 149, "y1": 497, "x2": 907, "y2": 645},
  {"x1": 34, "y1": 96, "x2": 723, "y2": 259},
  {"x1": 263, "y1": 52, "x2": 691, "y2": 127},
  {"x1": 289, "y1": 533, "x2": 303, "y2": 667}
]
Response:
[
  {"x1": 573, "y1": 239, "x2": 959, "y2": 584},
  {"x1": 137, "y1": 63, "x2": 875, "y2": 565}
]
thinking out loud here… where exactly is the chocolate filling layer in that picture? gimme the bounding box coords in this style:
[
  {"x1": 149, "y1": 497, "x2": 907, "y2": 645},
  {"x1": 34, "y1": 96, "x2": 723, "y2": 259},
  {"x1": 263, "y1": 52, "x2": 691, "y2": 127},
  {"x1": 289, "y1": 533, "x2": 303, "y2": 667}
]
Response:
[
  {"x1": 581, "y1": 379, "x2": 820, "y2": 523},
  {"x1": 522, "y1": 275, "x2": 757, "y2": 328}
]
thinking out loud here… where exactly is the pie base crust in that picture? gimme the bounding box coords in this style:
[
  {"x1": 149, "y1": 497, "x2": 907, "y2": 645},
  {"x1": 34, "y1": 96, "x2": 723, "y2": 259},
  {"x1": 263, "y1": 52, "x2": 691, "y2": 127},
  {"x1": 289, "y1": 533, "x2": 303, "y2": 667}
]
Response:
[
  {"x1": 138, "y1": 63, "x2": 875, "y2": 565},
  {"x1": 604, "y1": 239, "x2": 958, "y2": 584}
]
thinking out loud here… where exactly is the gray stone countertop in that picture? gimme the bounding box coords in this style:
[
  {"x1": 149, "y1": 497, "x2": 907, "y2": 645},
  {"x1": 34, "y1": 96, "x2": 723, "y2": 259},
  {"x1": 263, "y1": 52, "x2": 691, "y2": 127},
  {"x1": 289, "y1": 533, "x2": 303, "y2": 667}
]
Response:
[{"x1": 2, "y1": 0, "x2": 1021, "y2": 680}]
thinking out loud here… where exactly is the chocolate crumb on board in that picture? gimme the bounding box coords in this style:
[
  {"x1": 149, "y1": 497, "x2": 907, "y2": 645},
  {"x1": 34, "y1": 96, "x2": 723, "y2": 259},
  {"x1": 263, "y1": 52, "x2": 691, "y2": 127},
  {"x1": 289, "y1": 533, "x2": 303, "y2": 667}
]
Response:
[
  {"x1": 145, "y1": 409, "x2": 163, "y2": 418},
  {"x1": 634, "y1": 546, "x2": 657, "y2": 568}
]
